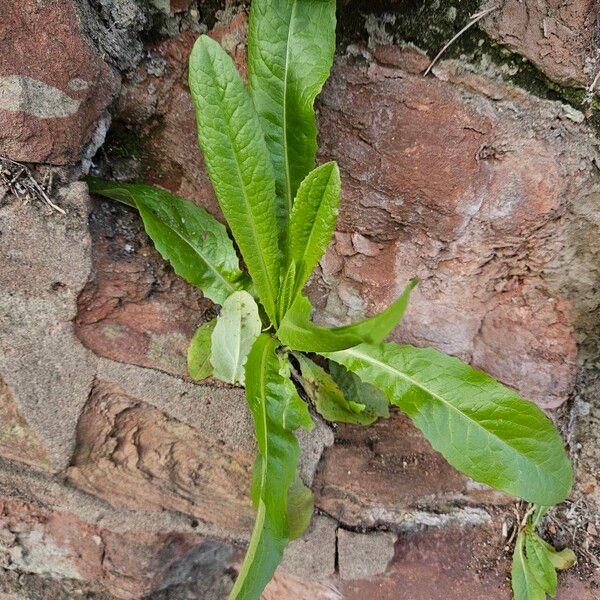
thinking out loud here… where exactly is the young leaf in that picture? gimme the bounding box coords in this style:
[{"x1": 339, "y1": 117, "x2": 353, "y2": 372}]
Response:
[
  {"x1": 287, "y1": 477, "x2": 314, "y2": 540},
  {"x1": 329, "y1": 360, "x2": 389, "y2": 423},
  {"x1": 231, "y1": 334, "x2": 312, "y2": 600},
  {"x1": 512, "y1": 533, "x2": 546, "y2": 600},
  {"x1": 526, "y1": 531, "x2": 558, "y2": 596},
  {"x1": 188, "y1": 319, "x2": 216, "y2": 381},
  {"x1": 86, "y1": 179, "x2": 246, "y2": 305},
  {"x1": 288, "y1": 162, "x2": 340, "y2": 292},
  {"x1": 540, "y1": 540, "x2": 577, "y2": 570},
  {"x1": 323, "y1": 343, "x2": 573, "y2": 505},
  {"x1": 277, "y1": 294, "x2": 363, "y2": 352},
  {"x1": 294, "y1": 353, "x2": 373, "y2": 424},
  {"x1": 248, "y1": 0, "x2": 336, "y2": 231},
  {"x1": 277, "y1": 279, "x2": 418, "y2": 352},
  {"x1": 189, "y1": 35, "x2": 281, "y2": 324},
  {"x1": 210, "y1": 291, "x2": 262, "y2": 385}
]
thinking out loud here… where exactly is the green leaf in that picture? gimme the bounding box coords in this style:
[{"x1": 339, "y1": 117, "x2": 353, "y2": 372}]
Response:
[
  {"x1": 526, "y1": 531, "x2": 558, "y2": 596},
  {"x1": 248, "y1": 0, "x2": 336, "y2": 232},
  {"x1": 277, "y1": 279, "x2": 417, "y2": 352},
  {"x1": 294, "y1": 353, "x2": 373, "y2": 424},
  {"x1": 210, "y1": 291, "x2": 262, "y2": 385},
  {"x1": 231, "y1": 334, "x2": 312, "y2": 600},
  {"x1": 287, "y1": 477, "x2": 314, "y2": 540},
  {"x1": 278, "y1": 260, "x2": 297, "y2": 325},
  {"x1": 188, "y1": 319, "x2": 216, "y2": 381},
  {"x1": 540, "y1": 540, "x2": 577, "y2": 570},
  {"x1": 288, "y1": 162, "x2": 340, "y2": 292},
  {"x1": 323, "y1": 343, "x2": 573, "y2": 505},
  {"x1": 333, "y1": 277, "x2": 419, "y2": 344},
  {"x1": 86, "y1": 179, "x2": 246, "y2": 305},
  {"x1": 512, "y1": 533, "x2": 546, "y2": 600},
  {"x1": 277, "y1": 294, "x2": 363, "y2": 352},
  {"x1": 189, "y1": 35, "x2": 281, "y2": 325},
  {"x1": 329, "y1": 361, "x2": 389, "y2": 423}
]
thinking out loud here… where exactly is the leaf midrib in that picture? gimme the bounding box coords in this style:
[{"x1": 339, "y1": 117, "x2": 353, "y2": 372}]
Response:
[
  {"x1": 344, "y1": 347, "x2": 567, "y2": 487},
  {"x1": 282, "y1": 2, "x2": 297, "y2": 219}
]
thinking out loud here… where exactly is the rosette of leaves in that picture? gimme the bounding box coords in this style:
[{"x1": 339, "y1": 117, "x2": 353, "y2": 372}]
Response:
[{"x1": 86, "y1": 1, "x2": 573, "y2": 598}]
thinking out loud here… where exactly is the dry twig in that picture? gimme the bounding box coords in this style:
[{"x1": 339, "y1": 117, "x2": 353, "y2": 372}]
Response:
[
  {"x1": 0, "y1": 156, "x2": 65, "y2": 214},
  {"x1": 424, "y1": 5, "x2": 500, "y2": 77}
]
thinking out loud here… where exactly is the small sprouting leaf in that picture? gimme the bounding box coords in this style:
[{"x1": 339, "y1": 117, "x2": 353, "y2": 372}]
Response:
[
  {"x1": 248, "y1": 0, "x2": 336, "y2": 232},
  {"x1": 278, "y1": 294, "x2": 363, "y2": 352},
  {"x1": 277, "y1": 280, "x2": 418, "y2": 352},
  {"x1": 512, "y1": 533, "x2": 546, "y2": 600},
  {"x1": 288, "y1": 162, "x2": 340, "y2": 293},
  {"x1": 188, "y1": 319, "x2": 216, "y2": 381},
  {"x1": 189, "y1": 35, "x2": 281, "y2": 325},
  {"x1": 86, "y1": 179, "x2": 247, "y2": 305},
  {"x1": 210, "y1": 291, "x2": 262, "y2": 385},
  {"x1": 329, "y1": 361, "x2": 389, "y2": 423},
  {"x1": 230, "y1": 334, "x2": 312, "y2": 600},
  {"x1": 294, "y1": 353, "x2": 373, "y2": 424},
  {"x1": 323, "y1": 343, "x2": 573, "y2": 505},
  {"x1": 526, "y1": 531, "x2": 558, "y2": 596},
  {"x1": 287, "y1": 477, "x2": 314, "y2": 540},
  {"x1": 540, "y1": 540, "x2": 577, "y2": 570}
]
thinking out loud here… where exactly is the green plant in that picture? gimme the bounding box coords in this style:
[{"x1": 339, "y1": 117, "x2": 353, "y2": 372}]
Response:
[
  {"x1": 512, "y1": 506, "x2": 577, "y2": 600},
  {"x1": 86, "y1": 1, "x2": 575, "y2": 598}
]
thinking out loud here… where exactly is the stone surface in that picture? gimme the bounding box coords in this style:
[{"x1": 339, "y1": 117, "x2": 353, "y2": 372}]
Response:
[
  {"x1": 0, "y1": 498, "x2": 239, "y2": 600},
  {"x1": 281, "y1": 515, "x2": 337, "y2": 581},
  {"x1": 67, "y1": 379, "x2": 255, "y2": 538},
  {"x1": 481, "y1": 0, "x2": 600, "y2": 89},
  {"x1": 263, "y1": 572, "x2": 341, "y2": 600},
  {"x1": 0, "y1": 183, "x2": 97, "y2": 469},
  {"x1": 0, "y1": 378, "x2": 49, "y2": 470},
  {"x1": 311, "y1": 52, "x2": 598, "y2": 408},
  {"x1": 0, "y1": 0, "x2": 118, "y2": 164},
  {"x1": 339, "y1": 522, "x2": 600, "y2": 600},
  {"x1": 76, "y1": 199, "x2": 215, "y2": 379},
  {"x1": 314, "y1": 413, "x2": 509, "y2": 529},
  {"x1": 338, "y1": 529, "x2": 397, "y2": 580}
]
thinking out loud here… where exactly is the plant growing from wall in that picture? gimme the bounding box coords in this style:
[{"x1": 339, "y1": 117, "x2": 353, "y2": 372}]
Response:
[{"x1": 87, "y1": 1, "x2": 575, "y2": 598}]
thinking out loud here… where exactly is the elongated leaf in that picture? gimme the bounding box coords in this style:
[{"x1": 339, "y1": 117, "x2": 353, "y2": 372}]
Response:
[
  {"x1": 333, "y1": 278, "x2": 419, "y2": 344},
  {"x1": 189, "y1": 35, "x2": 281, "y2": 324},
  {"x1": 288, "y1": 162, "x2": 340, "y2": 291},
  {"x1": 512, "y1": 533, "x2": 546, "y2": 600},
  {"x1": 323, "y1": 343, "x2": 573, "y2": 505},
  {"x1": 248, "y1": 0, "x2": 336, "y2": 231},
  {"x1": 188, "y1": 319, "x2": 216, "y2": 381},
  {"x1": 211, "y1": 291, "x2": 262, "y2": 385},
  {"x1": 86, "y1": 179, "x2": 246, "y2": 305},
  {"x1": 277, "y1": 279, "x2": 417, "y2": 352},
  {"x1": 526, "y1": 531, "x2": 558, "y2": 596},
  {"x1": 329, "y1": 361, "x2": 389, "y2": 423},
  {"x1": 277, "y1": 294, "x2": 363, "y2": 352},
  {"x1": 294, "y1": 353, "x2": 371, "y2": 424},
  {"x1": 231, "y1": 334, "x2": 312, "y2": 600},
  {"x1": 287, "y1": 477, "x2": 314, "y2": 540}
]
